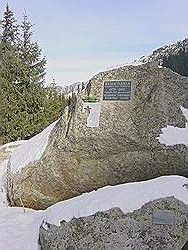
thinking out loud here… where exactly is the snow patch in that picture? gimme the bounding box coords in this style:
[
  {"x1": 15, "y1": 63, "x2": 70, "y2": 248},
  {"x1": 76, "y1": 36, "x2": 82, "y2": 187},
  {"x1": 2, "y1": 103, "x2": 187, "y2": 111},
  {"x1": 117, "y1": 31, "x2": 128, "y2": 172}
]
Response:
[
  {"x1": 0, "y1": 140, "x2": 26, "y2": 207},
  {"x1": 0, "y1": 140, "x2": 26, "y2": 150},
  {"x1": 0, "y1": 175, "x2": 187, "y2": 250},
  {"x1": 139, "y1": 38, "x2": 188, "y2": 64},
  {"x1": 44, "y1": 175, "x2": 188, "y2": 226},
  {"x1": 0, "y1": 159, "x2": 9, "y2": 207},
  {"x1": 0, "y1": 207, "x2": 43, "y2": 250},
  {"x1": 157, "y1": 106, "x2": 188, "y2": 146},
  {"x1": 10, "y1": 119, "x2": 59, "y2": 173}
]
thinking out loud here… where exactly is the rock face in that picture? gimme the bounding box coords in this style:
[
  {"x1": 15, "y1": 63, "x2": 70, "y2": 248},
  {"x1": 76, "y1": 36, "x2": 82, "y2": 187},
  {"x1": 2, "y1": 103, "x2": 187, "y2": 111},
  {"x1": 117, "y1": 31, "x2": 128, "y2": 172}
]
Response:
[
  {"x1": 39, "y1": 197, "x2": 188, "y2": 249},
  {"x1": 7, "y1": 41, "x2": 188, "y2": 209},
  {"x1": 140, "y1": 38, "x2": 188, "y2": 77}
]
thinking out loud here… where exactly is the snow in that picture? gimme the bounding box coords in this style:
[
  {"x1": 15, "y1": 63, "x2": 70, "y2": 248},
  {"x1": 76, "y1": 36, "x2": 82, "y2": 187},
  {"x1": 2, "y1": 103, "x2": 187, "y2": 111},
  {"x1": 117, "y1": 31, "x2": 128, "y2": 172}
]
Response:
[
  {"x1": 0, "y1": 140, "x2": 26, "y2": 150},
  {"x1": 10, "y1": 119, "x2": 59, "y2": 173},
  {"x1": 181, "y1": 106, "x2": 188, "y2": 120},
  {"x1": 0, "y1": 140, "x2": 26, "y2": 207},
  {"x1": 157, "y1": 106, "x2": 188, "y2": 146},
  {"x1": 0, "y1": 105, "x2": 187, "y2": 249},
  {"x1": 139, "y1": 38, "x2": 188, "y2": 64},
  {"x1": 0, "y1": 175, "x2": 187, "y2": 250},
  {"x1": 0, "y1": 143, "x2": 187, "y2": 249},
  {"x1": 0, "y1": 207, "x2": 42, "y2": 250},
  {"x1": 44, "y1": 175, "x2": 188, "y2": 226},
  {"x1": 0, "y1": 159, "x2": 9, "y2": 207}
]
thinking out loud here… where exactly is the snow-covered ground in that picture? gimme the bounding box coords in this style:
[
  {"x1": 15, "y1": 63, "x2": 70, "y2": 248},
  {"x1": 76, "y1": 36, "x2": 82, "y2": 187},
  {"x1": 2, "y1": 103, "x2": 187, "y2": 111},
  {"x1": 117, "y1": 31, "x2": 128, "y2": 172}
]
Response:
[
  {"x1": 0, "y1": 143, "x2": 187, "y2": 249},
  {"x1": 0, "y1": 140, "x2": 26, "y2": 150},
  {"x1": 0, "y1": 173, "x2": 187, "y2": 250},
  {"x1": 44, "y1": 175, "x2": 188, "y2": 226},
  {"x1": 0, "y1": 207, "x2": 42, "y2": 250},
  {"x1": 10, "y1": 119, "x2": 58, "y2": 173},
  {"x1": 0, "y1": 141, "x2": 42, "y2": 249},
  {"x1": 157, "y1": 106, "x2": 188, "y2": 146},
  {"x1": 0, "y1": 141, "x2": 26, "y2": 207},
  {"x1": 0, "y1": 107, "x2": 187, "y2": 249}
]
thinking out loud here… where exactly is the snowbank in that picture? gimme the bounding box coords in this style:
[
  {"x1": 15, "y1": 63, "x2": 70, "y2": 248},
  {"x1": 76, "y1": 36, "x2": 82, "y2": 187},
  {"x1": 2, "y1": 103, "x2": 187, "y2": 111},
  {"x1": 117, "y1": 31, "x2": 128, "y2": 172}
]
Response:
[
  {"x1": 157, "y1": 106, "x2": 188, "y2": 146},
  {"x1": 0, "y1": 106, "x2": 187, "y2": 249},
  {"x1": 0, "y1": 159, "x2": 9, "y2": 207},
  {"x1": 0, "y1": 140, "x2": 26, "y2": 150},
  {"x1": 0, "y1": 140, "x2": 26, "y2": 207},
  {"x1": 0, "y1": 175, "x2": 187, "y2": 250},
  {"x1": 10, "y1": 119, "x2": 59, "y2": 173},
  {"x1": 44, "y1": 175, "x2": 188, "y2": 225},
  {"x1": 0, "y1": 140, "x2": 43, "y2": 249},
  {"x1": 0, "y1": 207, "x2": 42, "y2": 250}
]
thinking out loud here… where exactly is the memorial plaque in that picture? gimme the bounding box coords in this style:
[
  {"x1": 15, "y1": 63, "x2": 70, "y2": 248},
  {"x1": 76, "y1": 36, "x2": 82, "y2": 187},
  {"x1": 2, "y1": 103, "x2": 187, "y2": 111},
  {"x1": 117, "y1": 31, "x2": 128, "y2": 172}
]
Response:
[
  {"x1": 103, "y1": 80, "x2": 131, "y2": 101},
  {"x1": 152, "y1": 210, "x2": 175, "y2": 225}
]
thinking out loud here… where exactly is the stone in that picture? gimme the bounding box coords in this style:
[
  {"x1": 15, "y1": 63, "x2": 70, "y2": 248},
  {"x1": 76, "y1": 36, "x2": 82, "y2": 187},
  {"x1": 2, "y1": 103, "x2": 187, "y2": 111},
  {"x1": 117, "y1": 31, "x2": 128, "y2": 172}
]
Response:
[
  {"x1": 140, "y1": 38, "x2": 188, "y2": 77},
  {"x1": 7, "y1": 39, "x2": 188, "y2": 209},
  {"x1": 38, "y1": 197, "x2": 188, "y2": 250}
]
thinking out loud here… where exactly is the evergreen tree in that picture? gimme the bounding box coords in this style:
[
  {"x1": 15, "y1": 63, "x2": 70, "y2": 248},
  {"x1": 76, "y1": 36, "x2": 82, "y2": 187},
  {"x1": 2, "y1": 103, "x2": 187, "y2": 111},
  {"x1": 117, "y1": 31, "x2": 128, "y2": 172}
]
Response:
[
  {"x1": 1, "y1": 4, "x2": 20, "y2": 84},
  {"x1": 2, "y1": 4, "x2": 19, "y2": 45},
  {"x1": 19, "y1": 14, "x2": 46, "y2": 86},
  {"x1": 1, "y1": 5, "x2": 66, "y2": 144},
  {"x1": 1, "y1": 4, "x2": 22, "y2": 143}
]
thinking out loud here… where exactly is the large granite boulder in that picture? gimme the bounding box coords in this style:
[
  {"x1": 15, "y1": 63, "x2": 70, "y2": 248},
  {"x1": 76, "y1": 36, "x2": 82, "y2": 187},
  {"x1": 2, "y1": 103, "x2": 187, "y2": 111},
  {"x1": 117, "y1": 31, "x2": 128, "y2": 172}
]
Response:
[
  {"x1": 39, "y1": 197, "x2": 188, "y2": 249},
  {"x1": 7, "y1": 41, "x2": 188, "y2": 209}
]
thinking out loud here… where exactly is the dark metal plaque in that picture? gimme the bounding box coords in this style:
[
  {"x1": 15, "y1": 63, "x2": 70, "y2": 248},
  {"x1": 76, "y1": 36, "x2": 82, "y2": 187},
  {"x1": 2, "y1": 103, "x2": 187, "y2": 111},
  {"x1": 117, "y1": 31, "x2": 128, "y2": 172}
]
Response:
[
  {"x1": 103, "y1": 80, "x2": 131, "y2": 101},
  {"x1": 152, "y1": 210, "x2": 175, "y2": 225}
]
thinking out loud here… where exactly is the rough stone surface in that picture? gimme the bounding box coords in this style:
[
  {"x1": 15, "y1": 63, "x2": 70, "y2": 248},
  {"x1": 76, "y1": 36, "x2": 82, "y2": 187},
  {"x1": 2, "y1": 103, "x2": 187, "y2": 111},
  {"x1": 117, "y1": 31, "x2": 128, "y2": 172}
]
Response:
[
  {"x1": 38, "y1": 197, "x2": 188, "y2": 250},
  {"x1": 7, "y1": 42, "x2": 188, "y2": 209},
  {"x1": 140, "y1": 38, "x2": 188, "y2": 78}
]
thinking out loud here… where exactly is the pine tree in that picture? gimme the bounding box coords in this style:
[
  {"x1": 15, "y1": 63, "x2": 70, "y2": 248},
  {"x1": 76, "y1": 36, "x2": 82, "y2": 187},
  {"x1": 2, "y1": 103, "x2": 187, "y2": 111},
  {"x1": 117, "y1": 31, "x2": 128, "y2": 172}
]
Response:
[
  {"x1": 17, "y1": 14, "x2": 49, "y2": 138},
  {"x1": 2, "y1": 4, "x2": 19, "y2": 45},
  {"x1": 1, "y1": 5, "x2": 66, "y2": 144},
  {"x1": 19, "y1": 14, "x2": 46, "y2": 86},
  {"x1": 1, "y1": 4, "x2": 20, "y2": 83},
  {"x1": 1, "y1": 4, "x2": 21, "y2": 143}
]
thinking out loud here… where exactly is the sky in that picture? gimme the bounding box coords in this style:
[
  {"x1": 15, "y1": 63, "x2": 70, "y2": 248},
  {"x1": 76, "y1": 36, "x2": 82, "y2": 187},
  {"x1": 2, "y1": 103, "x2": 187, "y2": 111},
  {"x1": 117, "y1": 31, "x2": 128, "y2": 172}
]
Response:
[{"x1": 1, "y1": 0, "x2": 188, "y2": 86}]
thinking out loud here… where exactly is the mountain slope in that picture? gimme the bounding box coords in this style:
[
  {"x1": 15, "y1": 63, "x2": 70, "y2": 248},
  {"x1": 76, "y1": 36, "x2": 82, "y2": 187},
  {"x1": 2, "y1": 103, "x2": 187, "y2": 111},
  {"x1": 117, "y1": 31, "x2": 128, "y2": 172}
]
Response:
[{"x1": 139, "y1": 38, "x2": 188, "y2": 77}]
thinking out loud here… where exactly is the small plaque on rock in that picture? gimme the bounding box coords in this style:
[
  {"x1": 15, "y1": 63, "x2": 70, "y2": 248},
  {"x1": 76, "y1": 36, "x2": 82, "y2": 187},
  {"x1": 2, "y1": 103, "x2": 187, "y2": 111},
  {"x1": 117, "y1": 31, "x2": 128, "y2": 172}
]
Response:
[
  {"x1": 152, "y1": 210, "x2": 175, "y2": 225},
  {"x1": 103, "y1": 80, "x2": 131, "y2": 101}
]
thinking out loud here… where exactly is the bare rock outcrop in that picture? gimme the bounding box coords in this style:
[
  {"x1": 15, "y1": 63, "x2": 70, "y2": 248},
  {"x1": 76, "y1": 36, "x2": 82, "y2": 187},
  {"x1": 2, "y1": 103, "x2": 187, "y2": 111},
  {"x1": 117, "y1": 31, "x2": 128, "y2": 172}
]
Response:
[
  {"x1": 7, "y1": 41, "x2": 188, "y2": 209},
  {"x1": 140, "y1": 38, "x2": 188, "y2": 77},
  {"x1": 39, "y1": 197, "x2": 188, "y2": 249}
]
